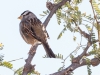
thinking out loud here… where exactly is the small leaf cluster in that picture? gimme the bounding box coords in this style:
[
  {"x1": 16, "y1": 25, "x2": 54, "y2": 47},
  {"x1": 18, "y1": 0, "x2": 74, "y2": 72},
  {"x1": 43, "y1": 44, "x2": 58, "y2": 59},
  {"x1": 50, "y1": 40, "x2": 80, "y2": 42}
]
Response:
[
  {"x1": 91, "y1": 32, "x2": 96, "y2": 42},
  {"x1": 57, "y1": 1, "x2": 82, "y2": 39},
  {"x1": 56, "y1": 9, "x2": 61, "y2": 25},
  {"x1": 40, "y1": 10, "x2": 49, "y2": 16},
  {"x1": 0, "y1": 61, "x2": 13, "y2": 69},
  {"x1": 14, "y1": 67, "x2": 23, "y2": 75},
  {"x1": 0, "y1": 43, "x2": 4, "y2": 50},
  {"x1": 88, "y1": 44, "x2": 100, "y2": 59},
  {"x1": 92, "y1": 0, "x2": 100, "y2": 15},
  {"x1": 85, "y1": 58, "x2": 92, "y2": 75},
  {"x1": 54, "y1": 0, "x2": 62, "y2": 4},
  {"x1": 73, "y1": 0, "x2": 83, "y2": 5},
  {"x1": 55, "y1": 53, "x2": 63, "y2": 59}
]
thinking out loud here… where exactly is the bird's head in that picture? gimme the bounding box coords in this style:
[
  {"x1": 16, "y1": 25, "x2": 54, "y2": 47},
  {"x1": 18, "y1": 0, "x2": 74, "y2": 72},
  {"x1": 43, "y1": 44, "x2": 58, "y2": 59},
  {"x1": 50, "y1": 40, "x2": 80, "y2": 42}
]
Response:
[{"x1": 18, "y1": 10, "x2": 36, "y2": 20}]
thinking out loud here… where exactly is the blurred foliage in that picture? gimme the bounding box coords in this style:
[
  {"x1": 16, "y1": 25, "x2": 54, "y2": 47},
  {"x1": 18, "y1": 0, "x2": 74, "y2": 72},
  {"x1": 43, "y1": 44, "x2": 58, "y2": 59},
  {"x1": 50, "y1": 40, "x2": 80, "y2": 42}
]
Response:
[
  {"x1": 0, "y1": 43, "x2": 4, "y2": 61},
  {"x1": 0, "y1": 54, "x2": 4, "y2": 61},
  {"x1": 40, "y1": 10, "x2": 50, "y2": 16},
  {"x1": 92, "y1": 0, "x2": 100, "y2": 15},
  {"x1": 89, "y1": 45, "x2": 100, "y2": 59},
  {"x1": 54, "y1": 0, "x2": 62, "y2": 4},
  {"x1": 55, "y1": 53, "x2": 63, "y2": 59},
  {"x1": 0, "y1": 61, "x2": 13, "y2": 69},
  {"x1": 0, "y1": 43, "x2": 13, "y2": 69},
  {"x1": 56, "y1": 1, "x2": 82, "y2": 39},
  {"x1": 14, "y1": 67, "x2": 23, "y2": 75},
  {"x1": 73, "y1": 36, "x2": 76, "y2": 41},
  {"x1": 41, "y1": 0, "x2": 100, "y2": 43},
  {"x1": 56, "y1": 9, "x2": 61, "y2": 25},
  {"x1": 0, "y1": 43, "x2": 4, "y2": 50},
  {"x1": 70, "y1": 54, "x2": 74, "y2": 61}
]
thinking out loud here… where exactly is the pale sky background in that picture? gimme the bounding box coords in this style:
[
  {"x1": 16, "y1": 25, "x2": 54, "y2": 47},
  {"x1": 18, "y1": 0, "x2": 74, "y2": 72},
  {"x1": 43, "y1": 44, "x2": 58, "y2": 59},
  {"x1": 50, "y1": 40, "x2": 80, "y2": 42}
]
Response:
[{"x1": 0, "y1": 0, "x2": 100, "y2": 75}]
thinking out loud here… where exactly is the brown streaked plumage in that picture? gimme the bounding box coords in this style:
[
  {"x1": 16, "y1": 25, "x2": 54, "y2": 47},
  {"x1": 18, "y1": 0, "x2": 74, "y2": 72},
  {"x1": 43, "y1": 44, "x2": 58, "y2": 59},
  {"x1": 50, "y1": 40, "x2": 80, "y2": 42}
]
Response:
[{"x1": 18, "y1": 10, "x2": 55, "y2": 58}]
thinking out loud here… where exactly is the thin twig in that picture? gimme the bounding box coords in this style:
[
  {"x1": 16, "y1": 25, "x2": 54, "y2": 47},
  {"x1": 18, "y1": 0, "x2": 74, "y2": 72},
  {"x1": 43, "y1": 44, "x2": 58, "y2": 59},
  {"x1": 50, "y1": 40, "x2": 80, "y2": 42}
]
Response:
[
  {"x1": 8, "y1": 58, "x2": 23, "y2": 62},
  {"x1": 64, "y1": 44, "x2": 82, "y2": 61},
  {"x1": 82, "y1": 19, "x2": 92, "y2": 24}
]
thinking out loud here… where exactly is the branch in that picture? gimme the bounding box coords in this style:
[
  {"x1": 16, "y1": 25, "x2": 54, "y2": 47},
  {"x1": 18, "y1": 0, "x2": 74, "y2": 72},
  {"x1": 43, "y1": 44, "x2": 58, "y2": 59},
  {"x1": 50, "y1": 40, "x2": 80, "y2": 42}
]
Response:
[
  {"x1": 50, "y1": 59, "x2": 86, "y2": 75},
  {"x1": 50, "y1": 58, "x2": 100, "y2": 75},
  {"x1": 22, "y1": 44, "x2": 39, "y2": 75},
  {"x1": 49, "y1": 34, "x2": 98, "y2": 75},
  {"x1": 50, "y1": 42, "x2": 91, "y2": 75}
]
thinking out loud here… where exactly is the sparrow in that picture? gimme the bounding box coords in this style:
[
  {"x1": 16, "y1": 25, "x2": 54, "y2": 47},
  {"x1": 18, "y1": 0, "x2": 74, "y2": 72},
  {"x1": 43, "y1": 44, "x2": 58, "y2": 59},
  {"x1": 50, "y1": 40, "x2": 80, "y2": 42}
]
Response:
[{"x1": 18, "y1": 10, "x2": 55, "y2": 58}]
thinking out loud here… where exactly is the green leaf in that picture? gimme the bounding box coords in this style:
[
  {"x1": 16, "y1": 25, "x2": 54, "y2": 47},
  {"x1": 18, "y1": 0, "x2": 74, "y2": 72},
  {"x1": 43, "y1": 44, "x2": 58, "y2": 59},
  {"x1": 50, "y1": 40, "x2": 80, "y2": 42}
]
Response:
[
  {"x1": 57, "y1": 32, "x2": 62, "y2": 39},
  {"x1": 39, "y1": 14, "x2": 46, "y2": 16},
  {"x1": 73, "y1": 36, "x2": 76, "y2": 41}
]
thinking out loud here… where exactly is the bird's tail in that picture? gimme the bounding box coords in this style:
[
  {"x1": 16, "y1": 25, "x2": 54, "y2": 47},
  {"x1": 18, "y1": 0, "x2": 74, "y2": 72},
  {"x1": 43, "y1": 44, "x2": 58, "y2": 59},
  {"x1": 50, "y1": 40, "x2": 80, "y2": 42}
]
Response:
[{"x1": 42, "y1": 41, "x2": 55, "y2": 58}]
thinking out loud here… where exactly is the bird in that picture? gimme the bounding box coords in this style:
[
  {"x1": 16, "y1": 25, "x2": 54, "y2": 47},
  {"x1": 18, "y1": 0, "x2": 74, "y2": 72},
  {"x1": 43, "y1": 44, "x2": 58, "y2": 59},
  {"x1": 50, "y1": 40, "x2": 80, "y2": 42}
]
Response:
[{"x1": 18, "y1": 10, "x2": 55, "y2": 58}]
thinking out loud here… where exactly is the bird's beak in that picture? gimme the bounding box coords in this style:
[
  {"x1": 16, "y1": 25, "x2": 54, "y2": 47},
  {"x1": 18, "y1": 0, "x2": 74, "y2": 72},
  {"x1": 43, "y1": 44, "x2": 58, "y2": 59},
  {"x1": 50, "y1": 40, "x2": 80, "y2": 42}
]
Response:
[{"x1": 18, "y1": 16, "x2": 22, "y2": 19}]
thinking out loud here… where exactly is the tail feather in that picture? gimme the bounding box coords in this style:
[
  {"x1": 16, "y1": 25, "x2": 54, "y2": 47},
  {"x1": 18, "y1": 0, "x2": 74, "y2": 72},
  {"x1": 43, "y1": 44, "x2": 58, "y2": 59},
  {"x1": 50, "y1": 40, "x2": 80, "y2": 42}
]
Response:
[{"x1": 42, "y1": 41, "x2": 55, "y2": 58}]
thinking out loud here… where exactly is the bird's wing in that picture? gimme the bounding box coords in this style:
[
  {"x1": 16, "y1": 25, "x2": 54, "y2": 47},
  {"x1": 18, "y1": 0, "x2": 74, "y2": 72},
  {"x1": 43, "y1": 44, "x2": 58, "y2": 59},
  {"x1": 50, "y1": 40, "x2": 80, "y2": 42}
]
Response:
[
  {"x1": 30, "y1": 18, "x2": 49, "y2": 42},
  {"x1": 20, "y1": 20, "x2": 42, "y2": 42}
]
